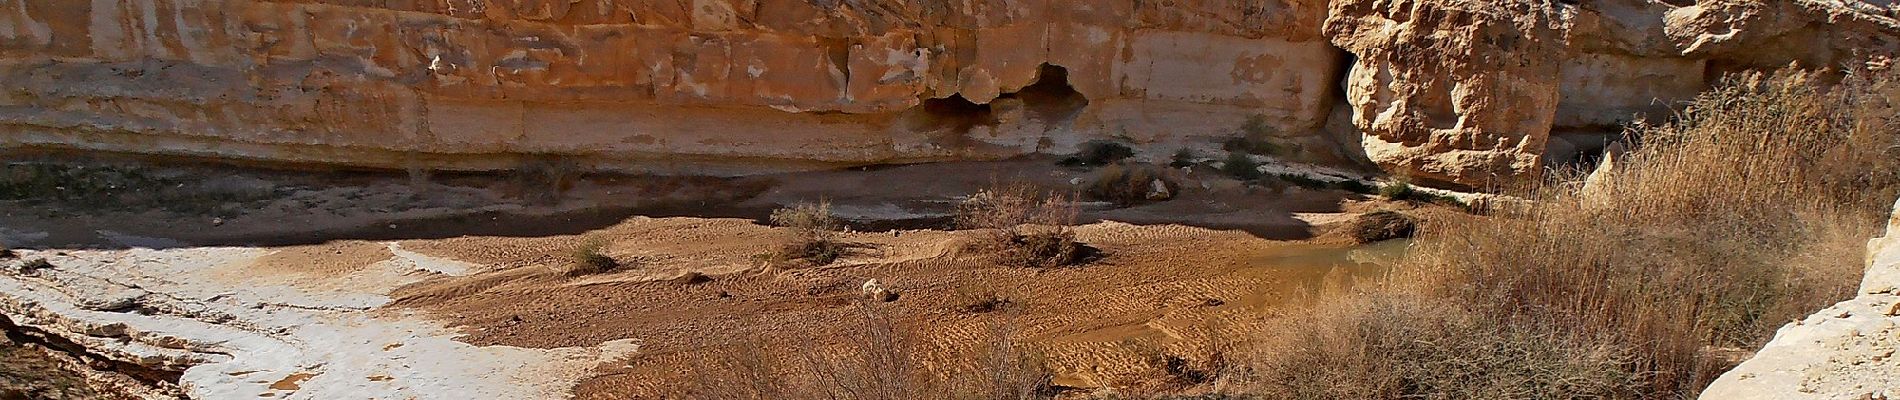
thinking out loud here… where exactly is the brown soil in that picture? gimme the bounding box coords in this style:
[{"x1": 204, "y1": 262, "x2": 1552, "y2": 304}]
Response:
[
  {"x1": 391, "y1": 219, "x2": 1396, "y2": 398},
  {"x1": 1, "y1": 157, "x2": 1438, "y2": 398}
]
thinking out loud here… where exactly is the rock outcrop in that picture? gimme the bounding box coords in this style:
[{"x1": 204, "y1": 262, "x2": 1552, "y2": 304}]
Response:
[
  {"x1": 1325, "y1": 0, "x2": 1569, "y2": 187},
  {"x1": 1325, "y1": 0, "x2": 1899, "y2": 186},
  {"x1": 0, "y1": 0, "x2": 1343, "y2": 174},
  {"x1": 1702, "y1": 198, "x2": 1900, "y2": 399},
  {"x1": 0, "y1": 0, "x2": 1896, "y2": 185}
]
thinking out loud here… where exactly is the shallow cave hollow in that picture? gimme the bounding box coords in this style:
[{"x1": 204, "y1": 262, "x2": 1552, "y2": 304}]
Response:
[{"x1": 907, "y1": 63, "x2": 1090, "y2": 134}]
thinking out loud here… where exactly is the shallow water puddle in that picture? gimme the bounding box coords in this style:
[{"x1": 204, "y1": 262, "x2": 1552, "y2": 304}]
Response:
[{"x1": 1240, "y1": 239, "x2": 1411, "y2": 309}]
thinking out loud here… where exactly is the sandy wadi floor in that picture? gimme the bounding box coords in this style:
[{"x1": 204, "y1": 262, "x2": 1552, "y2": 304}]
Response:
[{"x1": 0, "y1": 158, "x2": 1417, "y2": 399}]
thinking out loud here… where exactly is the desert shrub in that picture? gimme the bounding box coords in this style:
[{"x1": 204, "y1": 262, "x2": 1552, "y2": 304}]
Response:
[
  {"x1": 1337, "y1": 210, "x2": 1416, "y2": 244},
  {"x1": 560, "y1": 239, "x2": 618, "y2": 276},
  {"x1": 1379, "y1": 179, "x2": 1465, "y2": 206},
  {"x1": 1375, "y1": 179, "x2": 1417, "y2": 200},
  {"x1": 953, "y1": 284, "x2": 1016, "y2": 314},
  {"x1": 1252, "y1": 69, "x2": 1900, "y2": 398},
  {"x1": 1219, "y1": 153, "x2": 1261, "y2": 181},
  {"x1": 1169, "y1": 148, "x2": 1199, "y2": 168},
  {"x1": 956, "y1": 185, "x2": 1091, "y2": 268},
  {"x1": 1222, "y1": 115, "x2": 1290, "y2": 156},
  {"x1": 1085, "y1": 163, "x2": 1178, "y2": 205},
  {"x1": 770, "y1": 201, "x2": 848, "y2": 265},
  {"x1": 1062, "y1": 141, "x2": 1136, "y2": 167}
]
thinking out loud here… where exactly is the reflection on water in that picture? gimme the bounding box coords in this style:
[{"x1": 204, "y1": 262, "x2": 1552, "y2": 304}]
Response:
[{"x1": 1246, "y1": 239, "x2": 1413, "y2": 307}]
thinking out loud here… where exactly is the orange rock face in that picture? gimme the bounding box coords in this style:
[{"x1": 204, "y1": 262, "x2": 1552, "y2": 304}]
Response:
[
  {"x1": 0, "y1": 0, "x2": 1344, "y2": 173},
  {"x1": 1324, "y1": 0, "x2": 1899, "y2": 187},
  {"x1": 1, "y1": 0, "x2": 1895, "y2": 186}
]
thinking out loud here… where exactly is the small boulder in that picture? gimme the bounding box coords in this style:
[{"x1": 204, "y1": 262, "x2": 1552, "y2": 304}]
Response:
[
  {"x1": 860, "y1": 279, "x2": 899, "y2": 302},
  {"x1": 1146, "y1": 179, "x2": 1173, "y2": 200}
]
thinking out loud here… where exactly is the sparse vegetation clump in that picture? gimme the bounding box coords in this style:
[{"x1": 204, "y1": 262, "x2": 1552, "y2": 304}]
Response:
[
  {"x1": 0, "y1": 163, "x2": 276, "y2": 216},
  {"x1": 956, "y1": 185, "x2": 1091, "y2": 268},
  {"x1": 770, "y1": 201, "x2": 849, "y2": 266},
  {"x1": 1246, "y1": 69, "x2": 1900, "y2": 398},
  {"x1": 955, "y1": 287, "x2": 1016, "y2": 314},
  {"x1": 1085, "y1": 163, "x2": 1178, "y2": 206},
  {"x1": 1062, "y1": 141, "x2": 1136, "y2": 167},
  {"x1": 1246, "y1": 294, "x2": 1640, "y2": 399},
  {"x1": 1223, "y1": 115, "x2": 1292, "y2": 157},
  {"x1": 1169, "y1": 148, "x2": 1199, "y2": 168},
  {"x1": 1220, "y1": 153, "x2": 1262, "y2": 181},
  {"x1": 560, "y1": 239, "x2": 618, "y2": 276},
  {"x1": 1378, "y1": 179, "x2": 1465, "y2": 206}
]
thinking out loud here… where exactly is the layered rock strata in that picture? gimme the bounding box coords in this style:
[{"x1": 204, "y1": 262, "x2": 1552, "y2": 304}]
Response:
[
  {"x1": 0, "y1": 0, "x2": 1342, "y2": 174},
  {"x1": 1, "y1": 0, "x2": 1897, "y2": 185}
]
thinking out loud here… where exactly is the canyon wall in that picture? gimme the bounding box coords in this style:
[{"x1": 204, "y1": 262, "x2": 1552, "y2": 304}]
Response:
[
  {"x1": 0, "y1": 0, "x2": 1343, "y2": 174},
  {"x1": 1, "y1": 0, "x2": 1896, "y2": 186}
]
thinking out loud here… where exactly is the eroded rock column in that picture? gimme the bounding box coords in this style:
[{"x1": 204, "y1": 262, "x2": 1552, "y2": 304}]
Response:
[{"x1": 1325, "y1": 0, "x2": 1571, "y2": 188}]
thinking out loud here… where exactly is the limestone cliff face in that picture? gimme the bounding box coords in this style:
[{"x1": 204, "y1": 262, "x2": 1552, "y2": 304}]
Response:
[
  {"x1": 0, "y1": 0, "x2": 1344, "y2": 173},
  {"x1": 0, "y1": 0, "x2": 1896, "y2": 185}
]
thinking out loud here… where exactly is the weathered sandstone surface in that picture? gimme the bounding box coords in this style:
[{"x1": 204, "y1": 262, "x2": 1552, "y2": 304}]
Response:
[
  {"x1": 1703, "y1": 199, "x2": 1900, "y2": 399},
  {"x1": 1, "y1": 1, "x2": 1897, "y2": 185},
  {"x1": 0, "y1": 0, "x2": 1344, "y2": 174}
]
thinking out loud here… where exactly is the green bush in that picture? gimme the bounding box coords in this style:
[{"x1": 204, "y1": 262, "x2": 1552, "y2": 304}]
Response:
[
  {"x1": 1221, "y1": 153, "x2": 1262, "y2": 180},
  {"x1": 1061, "y1": 141, "x2": 1136, "y2": 167}
]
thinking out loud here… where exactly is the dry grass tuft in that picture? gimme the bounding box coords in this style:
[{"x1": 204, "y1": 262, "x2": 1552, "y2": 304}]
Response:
[
  {"x1": 1085, "y1": 163, "x2": 1178, "y2": 206},
  {"x1": 1246, "y1": 294, "x2": 1640, "y2": 400},
  {"x1": 559, "y1": 239, "x2": 617, "y2": 276},
  {"x1": 769, "y1": 201, "x2": 849, "y2": 266},
  {"x1": 956, "y1": 184, "x2": 1091, "y2": 268},
  {"x1": 1247, "y1": 69, "x2": 1900, "y2": 398}
]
